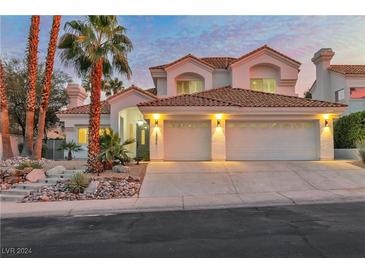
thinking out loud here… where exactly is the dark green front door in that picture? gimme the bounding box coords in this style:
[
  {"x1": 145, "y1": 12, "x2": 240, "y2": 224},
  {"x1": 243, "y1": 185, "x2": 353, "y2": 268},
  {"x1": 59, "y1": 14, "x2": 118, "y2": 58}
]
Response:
[{"x1": 136, "y1": 119, "x2": 150, "y2": 161}]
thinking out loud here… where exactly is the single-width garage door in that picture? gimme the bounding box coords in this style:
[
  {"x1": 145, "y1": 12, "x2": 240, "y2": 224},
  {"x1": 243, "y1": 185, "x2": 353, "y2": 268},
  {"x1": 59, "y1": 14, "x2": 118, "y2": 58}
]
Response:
[
  {"x1": 226, "y1": 121, "x2": 319, "y2": 160},
  {"x1": 164, "y1": 120, "x2": 211, "y2": 161}
]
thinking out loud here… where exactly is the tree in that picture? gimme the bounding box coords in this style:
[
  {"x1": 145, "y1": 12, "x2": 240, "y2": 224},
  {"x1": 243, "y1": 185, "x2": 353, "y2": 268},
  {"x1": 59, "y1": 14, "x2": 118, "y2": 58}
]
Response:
[
  {"x1": 0, "y1": 61, "x2": 13, "y2": 159},
  {"x1": 107, "y1": 77, "x2": 124, "y2": 96},
  {"x1": 82, "y1": 75, "x2": 124, "y2": 97},
  {"x1": 22, "y1": 15, "x2": 40, "y2": 156},
  {"x1": 2, "y1": 58, "x2": 69, "y2": 139},
  {"x1": 304, "y1": 90, "x2": 312, "y2": 99},
  {"x1": 59, "y1": 140, "x2": 83, "y2": 160},
  {"x1": 33, "y1": 15, "x2": 62, "y2": 160},
  {"x1": 58, "y1": 16, "x2": 133, "y2": 173}
]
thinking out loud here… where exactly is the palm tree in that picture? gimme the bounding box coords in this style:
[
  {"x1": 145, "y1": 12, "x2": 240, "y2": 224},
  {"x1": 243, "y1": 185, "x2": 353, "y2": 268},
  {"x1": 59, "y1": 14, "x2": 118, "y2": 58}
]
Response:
[
  {"x1": 58, "y1": 16, "x2": 133, "y2": 173},
  {"x1": 58, "y1": 140, "x2": 83, "y2": 160},
  {"x1": 107, "y1": 77, "x2": 124, "y2": 96},
  {"x1": 22, "y1": 16, "x2": 40, "y2": 156},
  {"x1": 0, "y1": 61, "x2": 14, "y2": 159},
  {"x1": 33, "y1": 15, "x2": 62, "y2": 160}
]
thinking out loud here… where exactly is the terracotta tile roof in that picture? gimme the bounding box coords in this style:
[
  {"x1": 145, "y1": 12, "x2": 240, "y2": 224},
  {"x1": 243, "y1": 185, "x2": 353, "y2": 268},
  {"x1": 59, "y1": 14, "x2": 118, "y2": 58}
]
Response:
[
  {"x1": 107, "y1": 85, "x2": 157, "y2": 101},
  {"x1": 138, "y1": 86, "x2": 347, "y2": 108},
  {"x1": 149, "y1": 54, "x2": 215, "y2": 70},
  {"x1": 58, "y1": 85, "x2": 157, "y2": 115},
  {"x1": 231, "y1": 45, "x2": 301, "y2": 66},
  {"x1": 57, "y1": 100, "x2": 110, "y2": 115},
  {"x1": 144, "y1": 87, "x2": 157, "y2": 95},
  {"x1": 328, "y1": 65, "x2": 365, "y2": 75},
  {"x1": 149, "y1": 45, "x2": 300, "y2": 71},
  {"x1": 200, "y1": 57, "x2": 237, "y2": 69}
]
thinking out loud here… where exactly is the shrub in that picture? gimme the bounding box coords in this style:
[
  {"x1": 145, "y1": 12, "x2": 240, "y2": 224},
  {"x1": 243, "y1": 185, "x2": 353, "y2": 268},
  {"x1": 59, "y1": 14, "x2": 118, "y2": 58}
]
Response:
[
  {"x1": 334, "y1": 111, "x2": 365, "y2": 148},
  {"x1": 66, "y1": 172, "x2": 90, "y2": 194},
  {"x1": 58, "y1": 140, "x2": 83, "y2": 160},
  {"x1": 99, "y1": 129, "x2": 135, "y2": 169},
  {"x1": 16, "y1": 160, "x2": 43, "y2": 170}
]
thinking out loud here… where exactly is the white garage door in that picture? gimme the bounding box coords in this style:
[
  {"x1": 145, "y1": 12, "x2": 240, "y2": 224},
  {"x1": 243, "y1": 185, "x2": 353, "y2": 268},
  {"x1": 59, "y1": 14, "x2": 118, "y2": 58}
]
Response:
[
  {"x1": 226, "y1": 121, "x2": 319, "y2": 160},
  {"x1": 164, "y1": 120, "x2": 211, "y2": 161}
]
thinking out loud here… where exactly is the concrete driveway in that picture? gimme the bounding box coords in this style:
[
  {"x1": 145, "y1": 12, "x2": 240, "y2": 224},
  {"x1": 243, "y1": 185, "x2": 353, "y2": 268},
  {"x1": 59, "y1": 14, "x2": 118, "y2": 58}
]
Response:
[{"x1": 140, "y1": 161, "x2": 365, "y2": 208}]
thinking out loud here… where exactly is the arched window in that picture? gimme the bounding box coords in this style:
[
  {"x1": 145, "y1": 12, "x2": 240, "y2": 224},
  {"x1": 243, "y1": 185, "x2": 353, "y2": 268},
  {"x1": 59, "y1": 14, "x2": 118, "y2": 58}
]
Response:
[
  {"x1": 249, "y1": 64, "x2": 279, "y2": 93},
  {"x1": 176, "y1": 72, "x2": 204, "y2": 95}
]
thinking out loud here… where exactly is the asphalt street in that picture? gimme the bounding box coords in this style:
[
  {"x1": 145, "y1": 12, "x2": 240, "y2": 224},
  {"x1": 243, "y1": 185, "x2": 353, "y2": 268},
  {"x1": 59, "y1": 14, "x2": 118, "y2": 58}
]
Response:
[{"x1": 1, "y1": 202, "x2": 365, "y2": 257}]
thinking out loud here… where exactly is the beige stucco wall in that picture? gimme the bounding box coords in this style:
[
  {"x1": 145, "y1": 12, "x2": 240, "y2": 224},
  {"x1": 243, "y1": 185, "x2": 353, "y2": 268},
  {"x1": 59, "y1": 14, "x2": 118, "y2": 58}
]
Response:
[
  {"x1": 165, "y1": 60, "x2": 213, "y2": 96},
  {"x1": 231, "y1": 53, "x2": 299, "y2": 96}
]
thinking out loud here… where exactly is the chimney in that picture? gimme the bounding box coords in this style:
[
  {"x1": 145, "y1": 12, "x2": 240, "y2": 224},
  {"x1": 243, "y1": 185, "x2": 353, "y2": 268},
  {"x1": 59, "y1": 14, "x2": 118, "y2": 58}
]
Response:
[
  {"x1": 66, "y1": 82, "x2": 87, "y2": 108},
  {"x1": 311, "y1": 48, "x2": 335, "y2": 101}
]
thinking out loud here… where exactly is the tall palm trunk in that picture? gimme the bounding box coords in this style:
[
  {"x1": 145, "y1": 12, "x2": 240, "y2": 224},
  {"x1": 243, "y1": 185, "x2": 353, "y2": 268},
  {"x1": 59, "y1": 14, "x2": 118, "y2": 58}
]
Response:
[
  {"x1": 22, "y1": 16, "x2": 40, "y2": 156},
  {"x1": 87, "y1": 59, "x2": 103, "y2": 173},
  {"x1": 33, "y1": 16, "x2": 61, "y2": 160},
  {"x1": 0, "y1": 62, "x2": 13, "y2": 159}
]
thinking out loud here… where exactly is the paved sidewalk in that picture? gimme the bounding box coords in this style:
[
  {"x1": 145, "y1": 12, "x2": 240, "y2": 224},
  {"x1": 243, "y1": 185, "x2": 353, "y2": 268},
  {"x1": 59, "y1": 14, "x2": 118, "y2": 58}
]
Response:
[{"x1": 1, "y1": 160, "x2": 365, "y2": 218}]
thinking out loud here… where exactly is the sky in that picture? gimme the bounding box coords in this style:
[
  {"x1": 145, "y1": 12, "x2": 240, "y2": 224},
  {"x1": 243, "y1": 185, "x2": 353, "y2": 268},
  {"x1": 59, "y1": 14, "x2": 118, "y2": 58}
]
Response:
[{"x1": 0, "y1": 15, "x2": 364, "y2": 96}]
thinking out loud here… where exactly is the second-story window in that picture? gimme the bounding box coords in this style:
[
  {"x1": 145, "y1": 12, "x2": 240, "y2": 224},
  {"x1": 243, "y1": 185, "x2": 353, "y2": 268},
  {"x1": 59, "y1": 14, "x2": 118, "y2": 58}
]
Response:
[
  {"x1": 250, "y1": 79, "x2": 276, "y2": 93},
  {"x1": 177, "y1": 80, "x2": 203, "y2": 95}
]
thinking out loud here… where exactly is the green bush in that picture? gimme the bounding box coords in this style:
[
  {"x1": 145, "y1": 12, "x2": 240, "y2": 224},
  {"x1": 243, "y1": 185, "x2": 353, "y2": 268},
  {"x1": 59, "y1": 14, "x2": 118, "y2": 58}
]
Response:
[
  {"x1": 66, "y1": 172, "x2": 90, "y2": 194},
  {"x1": 16, "y1": 160, "x2": 43, "y2": 170},
  {"x1": 99, "y1": 129, "x2": 135, "y2": 169},
  {"x1": 334, "y1": 111, "x2": 365, "y2": 148}
]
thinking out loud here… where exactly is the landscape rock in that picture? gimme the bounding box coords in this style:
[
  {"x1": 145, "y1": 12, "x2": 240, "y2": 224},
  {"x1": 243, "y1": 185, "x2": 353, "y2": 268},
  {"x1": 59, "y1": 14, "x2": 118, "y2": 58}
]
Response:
[
  {"x1": 22, "y1": 175, "x2": 142, "y2": 202},
  {"x1": 26, "y1": 169, "x2": 46, "y2": 183},
  {"x1": 46, "y1": 165, "x2": 66, "y2": 177},
  {"x1": 85, "y1": 181, "x2": 99, "y2": 194},
  {"x1": 23, "y1": 167, "x2": 33, "y2": 174},
  {"x1": 5, "y1": 176, "x2": 21, "y2": 185},
  {"x1": 112, "y1": 165, "x2": 130, "y2": 173}
]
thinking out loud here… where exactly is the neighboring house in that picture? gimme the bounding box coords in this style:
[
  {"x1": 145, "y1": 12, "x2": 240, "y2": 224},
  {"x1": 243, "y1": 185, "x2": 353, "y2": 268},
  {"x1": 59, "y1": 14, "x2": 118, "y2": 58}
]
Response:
[
  {"x1": 310, "y1": 48, "x2": 365, "y2": 114},
  {"x1": 57, "y1": 45, "x2": 346, "y2": 161}
]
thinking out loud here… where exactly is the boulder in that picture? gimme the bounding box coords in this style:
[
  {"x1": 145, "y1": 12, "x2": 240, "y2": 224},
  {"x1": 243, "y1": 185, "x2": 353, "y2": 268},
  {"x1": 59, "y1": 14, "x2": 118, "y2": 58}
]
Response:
[
  {"x1": 10, "y1": 168, "x2": 24, "y2": 177},
  {"x1": 46, "y1": 165, "x2": 66, "y2": 176},
  {"x1": 26, "y1": 169, "x2": 46, "y2": 183},
  {"x1": 112, "y1": 165, "x2": 130, "y2": 173},
  {"x1": 85, "y1": 181, "x2": 99, "y2": 194},
  {"x1": 5, "y1": 176, "x2": 21, "y2": 185}
]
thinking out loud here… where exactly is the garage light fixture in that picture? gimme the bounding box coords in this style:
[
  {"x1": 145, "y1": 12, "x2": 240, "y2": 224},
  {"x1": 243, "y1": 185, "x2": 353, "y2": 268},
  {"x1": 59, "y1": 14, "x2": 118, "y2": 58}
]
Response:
[
  {"x1": 323, "y1": 114, "x2": 329, "y2": 127},
  {"x1": 153, "y1": 113, "x2": 160, "y2": 127},
  {"x1": 215, "y1": 113, "x2": 223, "y2": 127}
]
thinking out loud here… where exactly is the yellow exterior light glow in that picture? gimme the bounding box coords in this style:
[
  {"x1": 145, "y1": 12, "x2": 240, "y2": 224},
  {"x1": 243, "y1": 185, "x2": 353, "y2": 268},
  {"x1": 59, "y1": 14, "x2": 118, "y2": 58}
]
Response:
[
  {"x1": 215, "y1": 113, "x2": 223, "y2": 127},
  {"x1": 153, "y1": 113, "x2": 160, "y2": 127},
  {"x1": 215, "y1": 113, "x2": 223, "y2": 120},
  {"x1": 323, "y1": 114, "x2": 330, "y2": 127}
]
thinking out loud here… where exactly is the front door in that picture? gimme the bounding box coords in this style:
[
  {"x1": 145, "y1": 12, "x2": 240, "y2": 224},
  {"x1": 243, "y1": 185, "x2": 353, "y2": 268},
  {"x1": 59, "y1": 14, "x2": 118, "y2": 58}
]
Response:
[{"x1": 136, "y1": 119, "x2": 150, "y2": 161}]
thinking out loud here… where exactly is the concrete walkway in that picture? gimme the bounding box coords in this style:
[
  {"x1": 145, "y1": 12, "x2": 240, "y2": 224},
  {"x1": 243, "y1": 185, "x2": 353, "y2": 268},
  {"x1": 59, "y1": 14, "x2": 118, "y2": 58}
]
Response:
[{"x1": 1, "y1": 161, "x2": 365, "y2": 218}]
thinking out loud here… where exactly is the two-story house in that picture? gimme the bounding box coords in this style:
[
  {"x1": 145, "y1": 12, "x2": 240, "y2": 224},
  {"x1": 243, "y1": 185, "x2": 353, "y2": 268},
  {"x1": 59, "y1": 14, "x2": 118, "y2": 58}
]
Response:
[
  {"x1": 57, "y1": 45, "x2": 346, "y2": 161},
  {"x1": 310, "y1": 48, "x2": 365, "y2": 114}
]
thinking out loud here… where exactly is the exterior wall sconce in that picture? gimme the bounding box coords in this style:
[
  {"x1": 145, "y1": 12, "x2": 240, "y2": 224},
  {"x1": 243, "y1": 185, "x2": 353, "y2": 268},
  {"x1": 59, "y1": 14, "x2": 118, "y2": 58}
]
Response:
[
  {"x1": 137, "y1": 119, "x2": 144, "y2": 126},
  {"x1": 215, "y1": 113, "x2": 223, "y2": 127},
  {"x1": 153, "y1": 113, "x2": 160, "y2": 127},
  {"x1": 323, "y1": 114, "x2": 330, "y2": 127}
]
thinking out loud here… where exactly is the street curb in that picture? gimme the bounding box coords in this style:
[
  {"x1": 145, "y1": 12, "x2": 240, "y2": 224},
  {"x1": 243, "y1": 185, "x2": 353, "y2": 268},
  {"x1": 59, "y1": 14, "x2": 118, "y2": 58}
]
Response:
[{"x1": 1, "y1": 196, "x2": 365, "y2": 219}]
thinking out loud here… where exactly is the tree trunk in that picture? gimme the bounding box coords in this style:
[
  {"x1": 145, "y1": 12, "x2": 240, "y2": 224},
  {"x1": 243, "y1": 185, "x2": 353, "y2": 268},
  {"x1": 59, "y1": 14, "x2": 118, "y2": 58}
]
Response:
[
  {"x1": 0, "y1": 62, "x2": 14, "y2": 159},
  {"x1": 22, "y1": 16, "x2": 40, "y2": 157},
  {"x1": 33, "y1": 15, "x2": 61, "y2": 160},
  {"x1": 68, "y1": 149, "x2": 72, "y2": 161},
  {"x1": 86, "y1": 59, "x2": 103, "y2": 173}
]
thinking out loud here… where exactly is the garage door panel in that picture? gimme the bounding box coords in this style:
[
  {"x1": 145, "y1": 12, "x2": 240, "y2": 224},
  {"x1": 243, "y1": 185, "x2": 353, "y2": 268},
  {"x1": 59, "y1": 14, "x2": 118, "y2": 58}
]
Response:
[
  {"x1": 226, "y1": 121, "x2": 319, "y2": 160},
  {"x1": 164, "y1": 121, "x2": 211, "y2": 161}
]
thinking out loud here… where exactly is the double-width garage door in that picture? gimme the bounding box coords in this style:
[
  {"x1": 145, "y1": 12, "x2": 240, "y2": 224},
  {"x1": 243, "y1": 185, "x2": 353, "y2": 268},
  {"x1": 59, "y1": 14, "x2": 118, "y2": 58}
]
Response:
[
  {"x1": 164, "y1": 120, "x2": 211, "y2": 161},
  {"x1": 226, "y1": 120, "x2": 319, "y2": 160}
]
